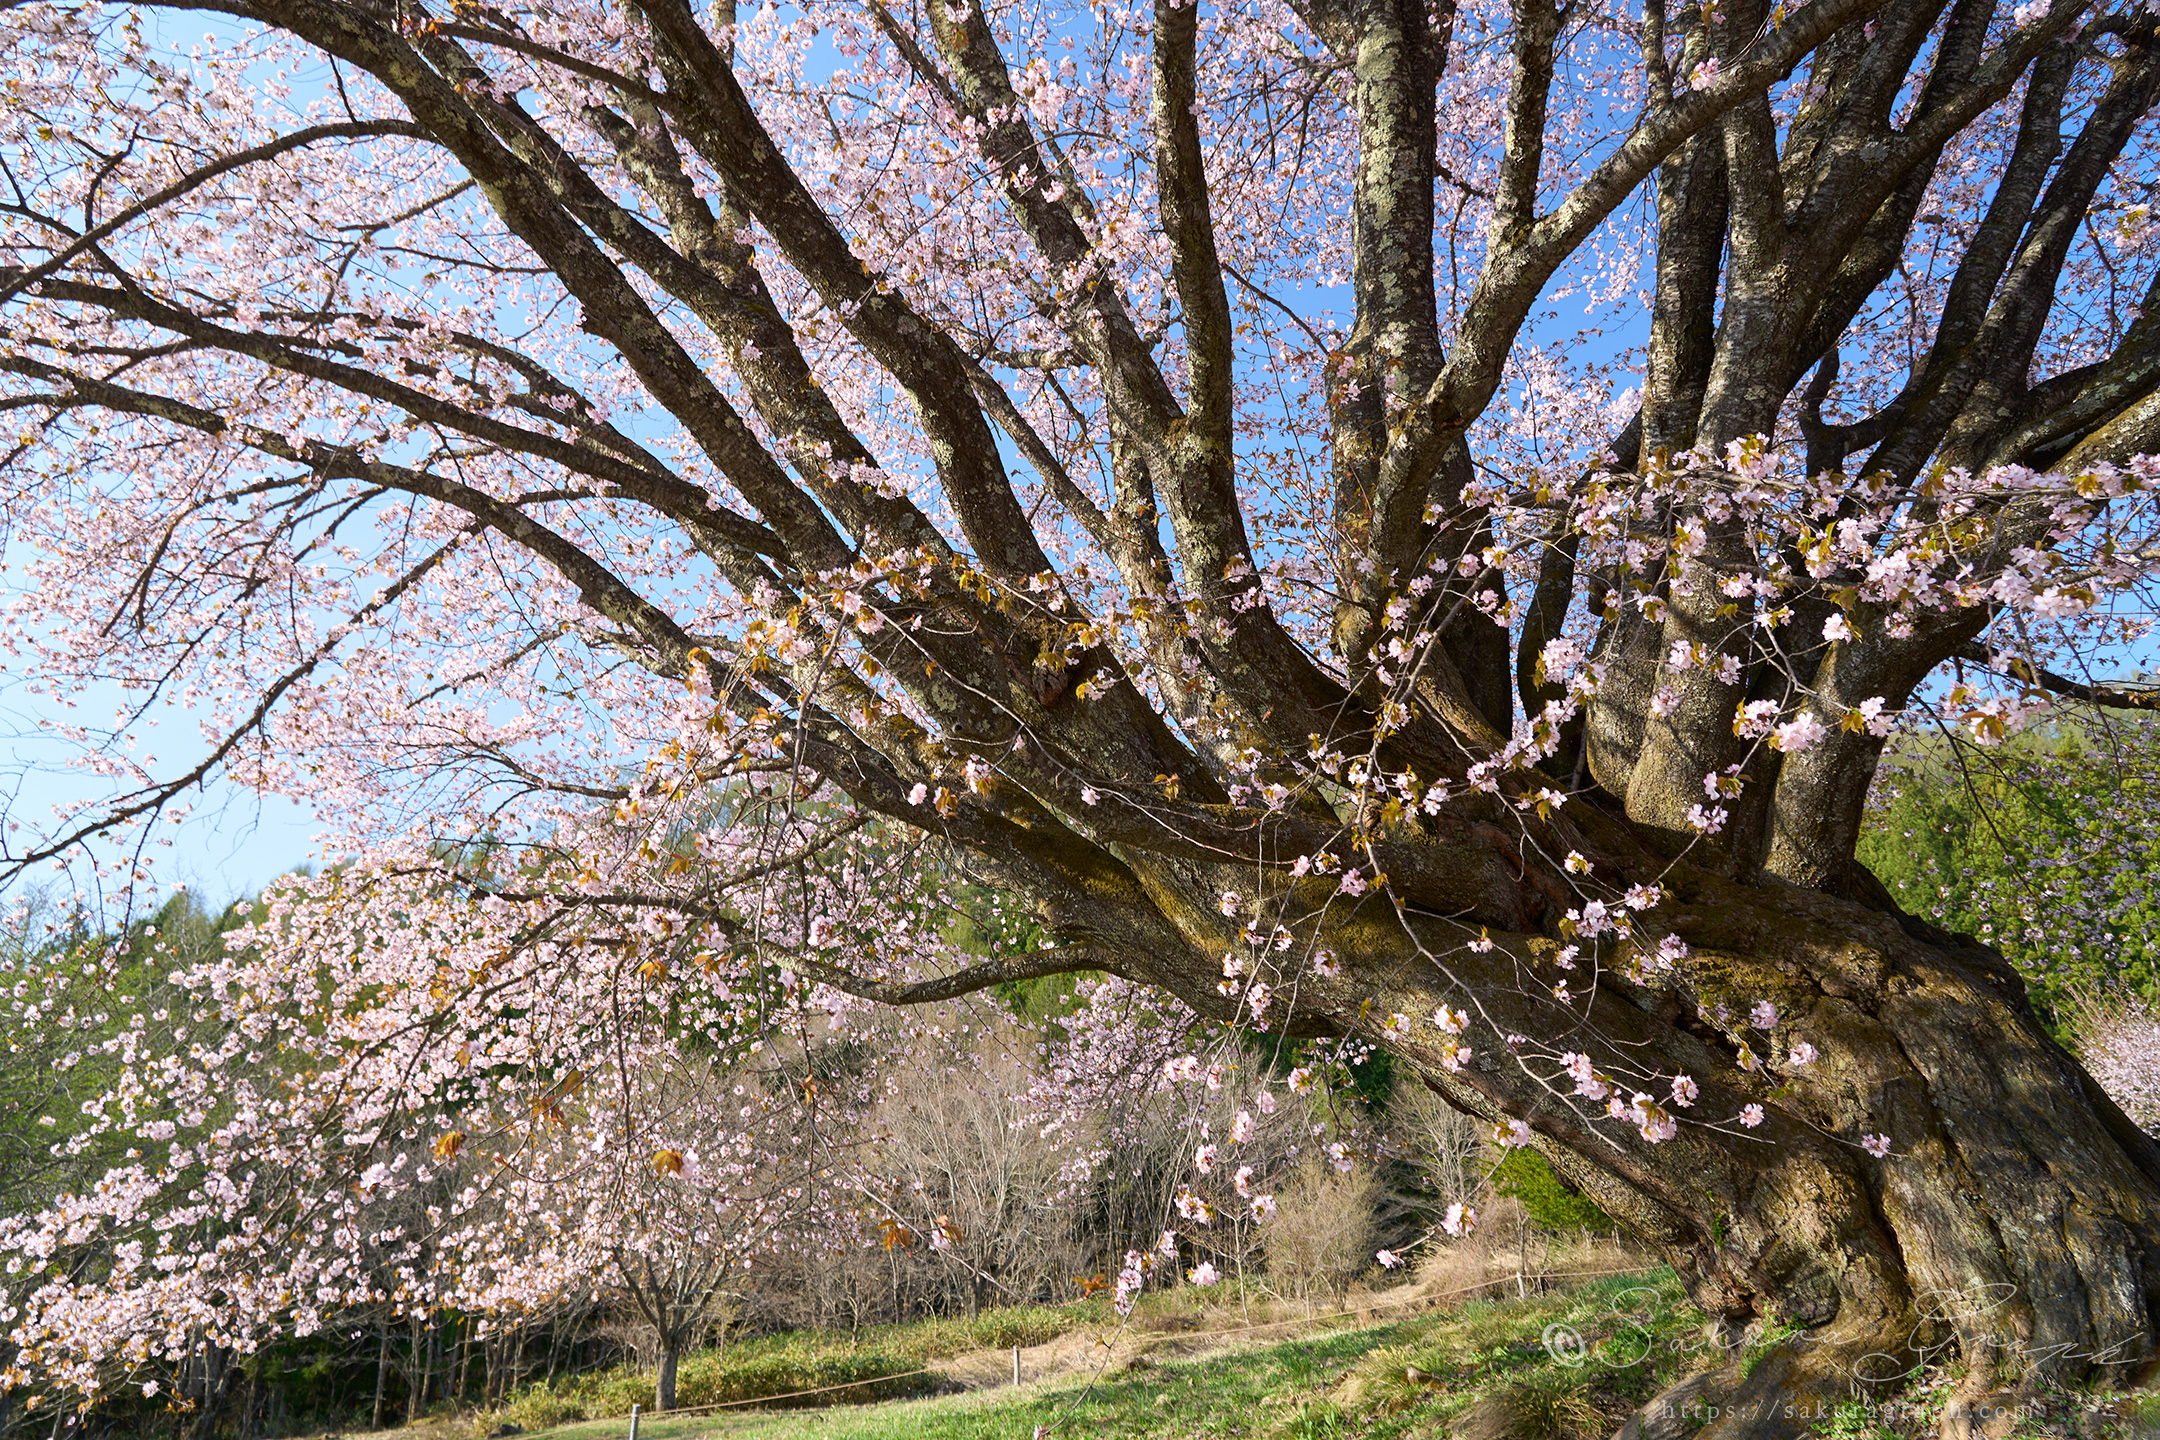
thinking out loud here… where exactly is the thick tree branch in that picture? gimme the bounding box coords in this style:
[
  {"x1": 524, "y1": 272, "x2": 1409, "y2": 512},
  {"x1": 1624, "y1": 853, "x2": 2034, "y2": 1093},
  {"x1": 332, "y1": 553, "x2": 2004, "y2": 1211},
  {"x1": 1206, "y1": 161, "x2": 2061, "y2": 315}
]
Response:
[
  {"x1": 1952, "y1": 644, "x2": 2160, "y2": 712},
  {"x1": 7, "y1": 282, "x2": 783, "y2": 561},
  {"x1": 787, "y1": 942, "x2": 1109, "y2": 1005},
  {"x1": 1151, "y1": 0, "x2": 1235, "y2": 449},
  {"x1": 1375, "y1": 0, "x2": 1891, "y2": 548},
  {"x1": 633, "y1": 0, "x2": 1062, "y2": 585}
]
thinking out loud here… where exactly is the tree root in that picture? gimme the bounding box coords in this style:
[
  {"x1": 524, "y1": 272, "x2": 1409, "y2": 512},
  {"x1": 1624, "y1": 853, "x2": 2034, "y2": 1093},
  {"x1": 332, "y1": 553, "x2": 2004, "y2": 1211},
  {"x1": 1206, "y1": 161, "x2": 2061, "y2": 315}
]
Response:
[
  {"x1": 1935, "y1": 1338, "x2": 2042, "y2": 1440},
  {"x1": 1611, "y1": 1320, "x2": 1916, "y2": 1440}
]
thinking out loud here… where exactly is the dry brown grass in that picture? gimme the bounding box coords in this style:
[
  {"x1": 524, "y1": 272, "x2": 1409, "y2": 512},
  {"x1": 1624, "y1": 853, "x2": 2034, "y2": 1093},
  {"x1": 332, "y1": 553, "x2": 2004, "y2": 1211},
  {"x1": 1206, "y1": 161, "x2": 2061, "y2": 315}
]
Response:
[
  {"x1": 1264, "y1": 1161, "x2": 1383, "y2": 1303},
  {"x1": 1412, "y1": 1195, "x2": 1646, "y2": 1305},
  {"x1": 1450, "y1": 1376, "x2": 1608, "y2": 1440}
]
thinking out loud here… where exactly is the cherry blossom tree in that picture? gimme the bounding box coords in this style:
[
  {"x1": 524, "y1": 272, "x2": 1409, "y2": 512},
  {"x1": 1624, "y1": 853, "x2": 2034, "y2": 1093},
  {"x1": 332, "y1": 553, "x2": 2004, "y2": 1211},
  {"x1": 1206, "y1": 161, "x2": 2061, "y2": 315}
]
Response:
[
  {"x1": 5, "y1": 0, "x2": 2160, "y2": 1433},
  {"x1": 0, "y1": 854, "x2": 876, "y2": 1413},
  {"x1": 446, "y1": 1053, "x2": 845, "y2": 1414}
]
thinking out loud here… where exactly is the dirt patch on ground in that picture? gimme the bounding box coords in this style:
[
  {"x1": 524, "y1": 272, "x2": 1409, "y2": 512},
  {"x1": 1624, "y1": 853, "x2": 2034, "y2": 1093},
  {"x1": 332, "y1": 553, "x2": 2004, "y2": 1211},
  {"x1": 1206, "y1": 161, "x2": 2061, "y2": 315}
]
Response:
[
  {"x1": 929, "y1": 1249, "x2": 1659, "y2": 1399},
  {"x1": 935, "y1": 1323, "x2": 1131, "y2": 1390},
  {"x1": 931, "y1": 1280, "x2": 1447, "y2": 1394}
]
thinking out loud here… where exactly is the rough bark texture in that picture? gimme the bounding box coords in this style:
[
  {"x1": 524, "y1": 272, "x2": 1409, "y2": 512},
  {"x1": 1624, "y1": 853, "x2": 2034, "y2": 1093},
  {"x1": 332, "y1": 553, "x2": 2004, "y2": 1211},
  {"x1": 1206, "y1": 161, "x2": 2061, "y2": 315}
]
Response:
[{"x1": 655, "y1": 1345, "x2": 679, "y2": 1414}]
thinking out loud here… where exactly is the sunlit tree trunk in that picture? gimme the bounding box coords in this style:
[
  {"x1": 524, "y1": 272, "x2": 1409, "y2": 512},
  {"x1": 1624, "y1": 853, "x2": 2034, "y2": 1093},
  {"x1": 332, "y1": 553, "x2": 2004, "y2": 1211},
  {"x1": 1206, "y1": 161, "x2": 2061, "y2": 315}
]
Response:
[
  {"x1": 653, "y1": 1341, "x2": 680, "y2": 1415},
  {"x1": 1395, "y1": 883, "x2": 2160, "y2": 1438},
  {"x1": 405, "y1": 1314, "x2": 427, "y2": 1426}
]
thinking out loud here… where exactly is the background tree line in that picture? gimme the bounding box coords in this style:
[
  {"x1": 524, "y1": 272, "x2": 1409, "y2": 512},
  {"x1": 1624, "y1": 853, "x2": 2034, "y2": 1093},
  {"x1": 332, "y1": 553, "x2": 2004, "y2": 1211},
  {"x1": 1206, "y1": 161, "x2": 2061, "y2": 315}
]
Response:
[{"x1": 0, "y1": 869, "x2": 1590, "y2": 1440}]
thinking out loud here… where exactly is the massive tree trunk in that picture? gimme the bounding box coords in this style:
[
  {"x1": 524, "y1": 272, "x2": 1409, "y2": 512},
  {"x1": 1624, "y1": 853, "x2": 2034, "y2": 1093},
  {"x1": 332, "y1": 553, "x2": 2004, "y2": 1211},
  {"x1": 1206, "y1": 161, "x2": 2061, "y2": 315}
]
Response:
[
  {"x1": 1093, "y1": 802, "x2": 2160, "y2": 1436},
  {"x1": 1479, "y1": 880, "x2": 2160, "y2": 1438}
]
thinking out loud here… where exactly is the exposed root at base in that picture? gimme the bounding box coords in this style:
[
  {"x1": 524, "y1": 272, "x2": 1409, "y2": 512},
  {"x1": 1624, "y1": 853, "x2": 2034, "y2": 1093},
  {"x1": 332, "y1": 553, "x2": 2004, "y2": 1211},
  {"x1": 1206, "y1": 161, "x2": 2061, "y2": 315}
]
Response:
[{"x1": 1610, "y1": 1322, "x2": 1914, "y2": 1440}]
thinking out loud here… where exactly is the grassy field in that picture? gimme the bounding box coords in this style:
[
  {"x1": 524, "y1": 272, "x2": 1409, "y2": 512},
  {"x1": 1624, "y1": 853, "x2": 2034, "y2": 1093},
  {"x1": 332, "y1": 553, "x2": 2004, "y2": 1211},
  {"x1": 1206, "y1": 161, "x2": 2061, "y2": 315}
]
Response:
[
  {"x1": 481, "y1": 1303, "x2": 1116, "y2": 1430},
  {"x1": 507, "y1": 1268, "x2": 1701, "y2": 1440}
]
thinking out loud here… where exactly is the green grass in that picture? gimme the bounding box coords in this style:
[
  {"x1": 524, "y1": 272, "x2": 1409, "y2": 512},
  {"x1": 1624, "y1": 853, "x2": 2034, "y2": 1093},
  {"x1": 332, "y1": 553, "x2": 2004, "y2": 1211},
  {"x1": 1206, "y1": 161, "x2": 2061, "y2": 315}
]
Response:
[
  {"x1": 509, "y1": 1269, "x2": 1698, "y2": 1440},
  {"x1": 481, "y1": 1302, "x2": 1115, "y2": 1432},
  {"x1": 579, "y1": 1322, "x2": 1414, "y2": 1440},
  {"x1": 723, "y1": 1301, "x2": 1112, "y2": 1364}
]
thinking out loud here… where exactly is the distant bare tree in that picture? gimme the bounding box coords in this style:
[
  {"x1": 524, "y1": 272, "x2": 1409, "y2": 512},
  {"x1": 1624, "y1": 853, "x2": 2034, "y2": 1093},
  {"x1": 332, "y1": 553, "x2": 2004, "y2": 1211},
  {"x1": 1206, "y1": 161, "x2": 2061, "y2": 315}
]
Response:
[
  {"x1": 1264, "y1": 1162, "x2": 1383, "y2": 1306},
  {"x1": 1392, "y1": 1075, "x2": 1490, "y2": 1215},
  {"x1": 871, "y1": 1025, "x2": 1084, "y2": 1314}
]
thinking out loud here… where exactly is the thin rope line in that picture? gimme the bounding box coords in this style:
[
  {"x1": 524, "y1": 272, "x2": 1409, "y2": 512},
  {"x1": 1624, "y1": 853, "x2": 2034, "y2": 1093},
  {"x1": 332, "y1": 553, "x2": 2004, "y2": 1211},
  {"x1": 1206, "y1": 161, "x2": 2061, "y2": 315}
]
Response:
[{"x1": 579, "y1": 1262, "x2": 1664, "y2": 1426}]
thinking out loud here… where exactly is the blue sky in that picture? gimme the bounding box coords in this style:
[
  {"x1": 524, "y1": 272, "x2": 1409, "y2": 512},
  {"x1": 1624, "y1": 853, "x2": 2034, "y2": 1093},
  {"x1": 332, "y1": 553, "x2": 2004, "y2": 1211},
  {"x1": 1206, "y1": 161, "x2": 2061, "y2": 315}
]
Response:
[{"x1": 0, "y1": 670, "x2": 323, "y2": 907}]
